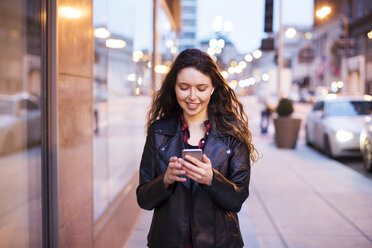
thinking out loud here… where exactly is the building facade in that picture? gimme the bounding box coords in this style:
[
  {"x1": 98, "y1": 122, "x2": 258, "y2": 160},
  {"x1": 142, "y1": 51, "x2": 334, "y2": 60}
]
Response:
[
  {"x1": 0, "y1": 0, "x2": 180, "y2": 247},
  {"x1": 179, "y1": 0, "x2": 198, "y2": 51},
  {"x1": 310, "y1": 0, "x2": 372, "y2": 94}
]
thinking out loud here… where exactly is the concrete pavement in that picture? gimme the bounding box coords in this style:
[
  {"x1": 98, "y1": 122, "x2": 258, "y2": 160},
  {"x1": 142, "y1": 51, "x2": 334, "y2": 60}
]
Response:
[
  {"x1": 125, "y1": 96, "x2": 372, "y2": 248},
  {"x1": 246, "y1": 137, "x2": 372, "y2": 248}
]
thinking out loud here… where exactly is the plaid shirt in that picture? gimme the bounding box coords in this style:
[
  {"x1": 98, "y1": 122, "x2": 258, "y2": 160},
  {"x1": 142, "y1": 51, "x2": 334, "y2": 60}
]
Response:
[{"x1": 180, "y1": 114, "x2": 210, "y2": 149}]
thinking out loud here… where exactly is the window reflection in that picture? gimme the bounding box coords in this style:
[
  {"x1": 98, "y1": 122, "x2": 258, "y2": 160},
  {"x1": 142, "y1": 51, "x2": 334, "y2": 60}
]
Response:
[
  {"x1": 0, "y1": 93, "x2": 41, "y2": 154},
  {"x1": 92, "y1": 0, "x2": 175, "y2": 221},
  {"x1": 0, "y1": 0, "x2": 42, "y2": 247},
  {"x1": 93, "y1": 0, "x2": 154, "y2": 220}
]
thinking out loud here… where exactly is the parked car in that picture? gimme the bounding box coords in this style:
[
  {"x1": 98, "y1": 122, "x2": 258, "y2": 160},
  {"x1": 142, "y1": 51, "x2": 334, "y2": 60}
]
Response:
[
  {"x1": 305, "y1": 95, "x2": 372, "y2": 157},
  {"x1": 360, "y1": 116, "x2": 372, "y2": 172},
  {"x1": 0, "y1": 92, "x2": 41, "y2": 155}
]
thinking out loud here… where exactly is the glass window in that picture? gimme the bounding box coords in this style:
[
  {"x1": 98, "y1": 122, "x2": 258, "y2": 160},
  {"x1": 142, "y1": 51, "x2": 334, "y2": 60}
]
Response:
[
  {"x1": 357, "y1": 0, "x2": 363, "y2": 17},
  {"x1": 180, "y1": 32, "x2": 196, "y2": 39},
  {"x1": 93, "y1": 0, "x2": 153, "y2": 220},
  {"x1": 0, "y1": 0, "x2": 42, "y2": 247},
  {"x1": 347, "y1": 0, "x2": 353, "y2": 19},
  {"x1": 183, "y1": 6, "x2": 196, "y2": 14},
  {"x1": 93, "y1": 0, "x2": 177, "y2": 222},
  {"x1": 183, "y1": 19, "x2": 196, "y2": 27},
  {"x1": 313, "y1": 101, "x2": 324, "y2": 111},
  {"x1": 326, "y1": 101, "x2": 372, "y2": 116}
]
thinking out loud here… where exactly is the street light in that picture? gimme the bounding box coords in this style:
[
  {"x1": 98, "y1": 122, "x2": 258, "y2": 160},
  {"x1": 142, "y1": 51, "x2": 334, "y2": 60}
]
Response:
[
  {"x1": 217, "y1": 39, "x2": 225, "y2": 48},
  {"x1": 209, "y1": 39, "x2": 218, "y2": 48},
  {"x1": 285, "y1": 27, "x2": 297, "y2": 39},
  {"x1": 315, "y1": 6, "x2": 331, "y2": 19},
  {"x1": 252, "y1": 49, "x2": 262, "y2": 59},
  {"x1": 367, "y1": 30, "x2": 372, "y2": 39},
  {"x1": 132, "y1": 50, "x2": 144, "y2": 62},
  {"x1": 59, "y1": 6, "x2": 82, "y2": 19},
  {"x1": 221, "y1": 71, "x2": 228, "y2": 79},
  {"x1": 285, "y1": 27, "x2": 312, "y2": 41},
  {"x1": 94, "y1": 27, "x2": 110, "y2": 39},
  {"x1": 262, "y1": 73, "x2": 270, "y2": 82},
  {"x1": 244, "y1": 54, "x2": 253, "y2": 62},
  {"x1": 106, "y1": 39, "x2": 126, "y2": 49}
]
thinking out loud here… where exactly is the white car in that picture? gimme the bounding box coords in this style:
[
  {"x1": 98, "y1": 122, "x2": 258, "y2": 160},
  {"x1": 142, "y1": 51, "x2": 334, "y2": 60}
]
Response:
[
  {"x1": 0, "y1": 92, "x2": 41, "y2": 155},
  {"x1": 359, "y1": 116, "x2": 372, "y2": 172},
  {"x1": 305, "y1": 95, "x2": 372, "y2": 157}
]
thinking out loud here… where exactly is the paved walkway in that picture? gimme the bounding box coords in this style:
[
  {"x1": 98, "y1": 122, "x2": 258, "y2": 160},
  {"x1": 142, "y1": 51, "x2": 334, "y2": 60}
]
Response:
[
  {"x1": 126, "y1": 97, "x2": 372, "y2": 248},
  {"x1": 246, "y1": 137, "x2": 372, "y2": 248}
]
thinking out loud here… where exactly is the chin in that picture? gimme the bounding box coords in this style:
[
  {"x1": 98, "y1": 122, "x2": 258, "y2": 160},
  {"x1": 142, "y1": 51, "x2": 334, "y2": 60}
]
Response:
[
  {"x1": 184, "y1": 107, "x2": 207, "y2": 118},
  {"x1": 184, "y1": 110, "x2": 199, "y2": 116}
]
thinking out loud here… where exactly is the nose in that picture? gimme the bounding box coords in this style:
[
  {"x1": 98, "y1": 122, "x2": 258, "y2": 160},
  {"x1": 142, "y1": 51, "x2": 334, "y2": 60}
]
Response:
[{"x1": 188, "y1": 88, "x2": 197, "y2": 100}]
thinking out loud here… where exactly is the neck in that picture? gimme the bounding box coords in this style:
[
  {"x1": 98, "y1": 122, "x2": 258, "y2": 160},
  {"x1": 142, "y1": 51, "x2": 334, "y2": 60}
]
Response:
[{"x1": 184, "y1": 110, "x2": 208, "y2": 127}]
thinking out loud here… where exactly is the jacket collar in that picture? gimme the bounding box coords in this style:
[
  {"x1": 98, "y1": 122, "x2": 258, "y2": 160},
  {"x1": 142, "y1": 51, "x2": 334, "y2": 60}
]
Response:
[{"x1": 153, "y1": 116, "x2": 181, "y2": 136}]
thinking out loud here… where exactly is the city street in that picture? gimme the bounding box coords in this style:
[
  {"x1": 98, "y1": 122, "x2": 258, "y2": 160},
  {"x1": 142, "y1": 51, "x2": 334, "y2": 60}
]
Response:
[
  {"x1": 126, "y1": 96, "x2": 372, "y2": 248},
  {"x1": 2, "y1": 96, "x2": 372, "y2": 248},
  {"x1": 338, "y1": 157, "x2": 372, "y2": 180},
  {"x1": 2, "y1": 0, "x2": 371, "y2": 246}
]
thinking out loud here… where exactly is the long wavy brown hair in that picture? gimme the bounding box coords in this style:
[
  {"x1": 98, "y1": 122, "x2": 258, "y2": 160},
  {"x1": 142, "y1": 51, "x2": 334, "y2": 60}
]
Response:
[{"x1": 147, "y1": 48, "x2": 258, "y2": 162}]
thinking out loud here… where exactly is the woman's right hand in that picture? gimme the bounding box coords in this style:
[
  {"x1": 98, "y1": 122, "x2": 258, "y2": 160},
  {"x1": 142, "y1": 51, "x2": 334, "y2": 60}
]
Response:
[{"x1": 164, "y1": 156, "x2": 186, "y2": 188}]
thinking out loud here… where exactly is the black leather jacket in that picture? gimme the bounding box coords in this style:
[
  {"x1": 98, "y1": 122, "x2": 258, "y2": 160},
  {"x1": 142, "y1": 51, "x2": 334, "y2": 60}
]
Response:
[{"x1": 136, "y1": 117, "x2": 251, "y2": 248}]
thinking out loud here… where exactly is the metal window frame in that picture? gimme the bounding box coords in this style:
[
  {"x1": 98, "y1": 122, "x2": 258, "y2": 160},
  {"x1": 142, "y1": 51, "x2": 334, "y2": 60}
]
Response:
[{"x1": 41, "y1": 0, "x2": 58, "y2": 247}]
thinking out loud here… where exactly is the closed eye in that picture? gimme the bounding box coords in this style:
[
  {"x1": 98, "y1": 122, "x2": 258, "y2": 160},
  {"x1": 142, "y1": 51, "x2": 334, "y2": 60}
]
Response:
[{"x1": 176, "y1": 83, "x2": 189, "y2": 91}]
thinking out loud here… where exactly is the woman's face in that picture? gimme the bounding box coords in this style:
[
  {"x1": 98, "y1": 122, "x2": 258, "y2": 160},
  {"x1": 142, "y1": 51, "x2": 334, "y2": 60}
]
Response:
[{"x1": 175, "y1": 67, "x2": 214, "y2": 121}]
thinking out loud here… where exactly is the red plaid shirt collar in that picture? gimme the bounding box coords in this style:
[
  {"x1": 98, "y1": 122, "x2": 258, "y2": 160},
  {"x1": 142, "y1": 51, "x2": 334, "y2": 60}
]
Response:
[{"x1": 180, "y1": 114, "x2": 210, "y2": 149}]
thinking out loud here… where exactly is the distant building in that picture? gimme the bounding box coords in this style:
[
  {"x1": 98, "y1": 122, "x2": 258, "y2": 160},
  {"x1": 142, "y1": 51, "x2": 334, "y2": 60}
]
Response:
[
  {"x1": 284, "y1": 26, "x2": 313, "y2": 93},
  {"x1": 252, "y1": 26, "x2": 312, "y2": 98},
  {"x1": 347, "y1": 1, "x2": 372, "y2": 94},
  {"x1": 179, "y1": 0, "x2": 198, "y2": 52},
  {"x1": 311, "y1": 0, "x2": 372, "y2": 94}
]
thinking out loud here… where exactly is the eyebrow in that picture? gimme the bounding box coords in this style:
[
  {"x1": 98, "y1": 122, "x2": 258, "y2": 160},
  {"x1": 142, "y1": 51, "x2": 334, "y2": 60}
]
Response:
[{"x1": 176, "y1": 82, "x2": 209, "y2": 86}]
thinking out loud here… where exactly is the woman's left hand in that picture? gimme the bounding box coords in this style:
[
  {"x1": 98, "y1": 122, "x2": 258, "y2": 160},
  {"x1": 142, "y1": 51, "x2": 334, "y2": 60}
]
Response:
[{"x1": 180, "y1": 154, "x2": 213, "y2": 186}]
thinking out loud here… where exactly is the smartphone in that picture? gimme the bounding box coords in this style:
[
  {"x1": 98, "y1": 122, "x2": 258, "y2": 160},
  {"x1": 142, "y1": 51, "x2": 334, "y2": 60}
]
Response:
[{"x1": 182, "y1": 148, "x2": 203, "y2": 162}]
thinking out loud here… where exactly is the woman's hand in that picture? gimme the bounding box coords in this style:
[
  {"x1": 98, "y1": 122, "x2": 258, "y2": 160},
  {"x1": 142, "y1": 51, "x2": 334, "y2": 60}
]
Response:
[
  {"x1": 164, "y1": 156, "x2": 186, "y2": 188},
  {"x1": 181, "y1": 154, "x2": 213, "y2": 186}
]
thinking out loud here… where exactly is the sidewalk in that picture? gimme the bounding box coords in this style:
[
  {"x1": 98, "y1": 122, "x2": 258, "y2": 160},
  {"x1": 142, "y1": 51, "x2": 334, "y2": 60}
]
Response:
[
  {"x1": 125, "y1": 97, "x2": 372, "y2": 248},
  {"x1": 245, "y1": 137, "x2": 372, "y2": 248}
]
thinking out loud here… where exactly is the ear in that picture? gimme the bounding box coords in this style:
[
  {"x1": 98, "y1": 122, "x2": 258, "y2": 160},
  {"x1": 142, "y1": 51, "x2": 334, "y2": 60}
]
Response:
[{"x1": 211, "y1": 88, "x2": 215, "y2": 95}]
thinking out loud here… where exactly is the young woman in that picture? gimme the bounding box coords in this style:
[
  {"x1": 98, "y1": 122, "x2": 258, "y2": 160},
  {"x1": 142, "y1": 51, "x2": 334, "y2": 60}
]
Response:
[{"x1": 136, "y1": 48, "x2": 258, "y2": 248}]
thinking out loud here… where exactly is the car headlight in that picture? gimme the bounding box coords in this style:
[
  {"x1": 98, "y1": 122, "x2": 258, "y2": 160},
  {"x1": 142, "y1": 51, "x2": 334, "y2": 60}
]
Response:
[{"x1": 336, "y1": 131, "x2": 354, "y2": 142}]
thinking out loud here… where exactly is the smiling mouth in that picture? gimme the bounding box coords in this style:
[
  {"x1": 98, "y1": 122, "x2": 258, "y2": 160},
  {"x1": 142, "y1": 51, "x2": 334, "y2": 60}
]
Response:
[{"x1": 186, "y1": 103, "x2": 199, "y2": 109}]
